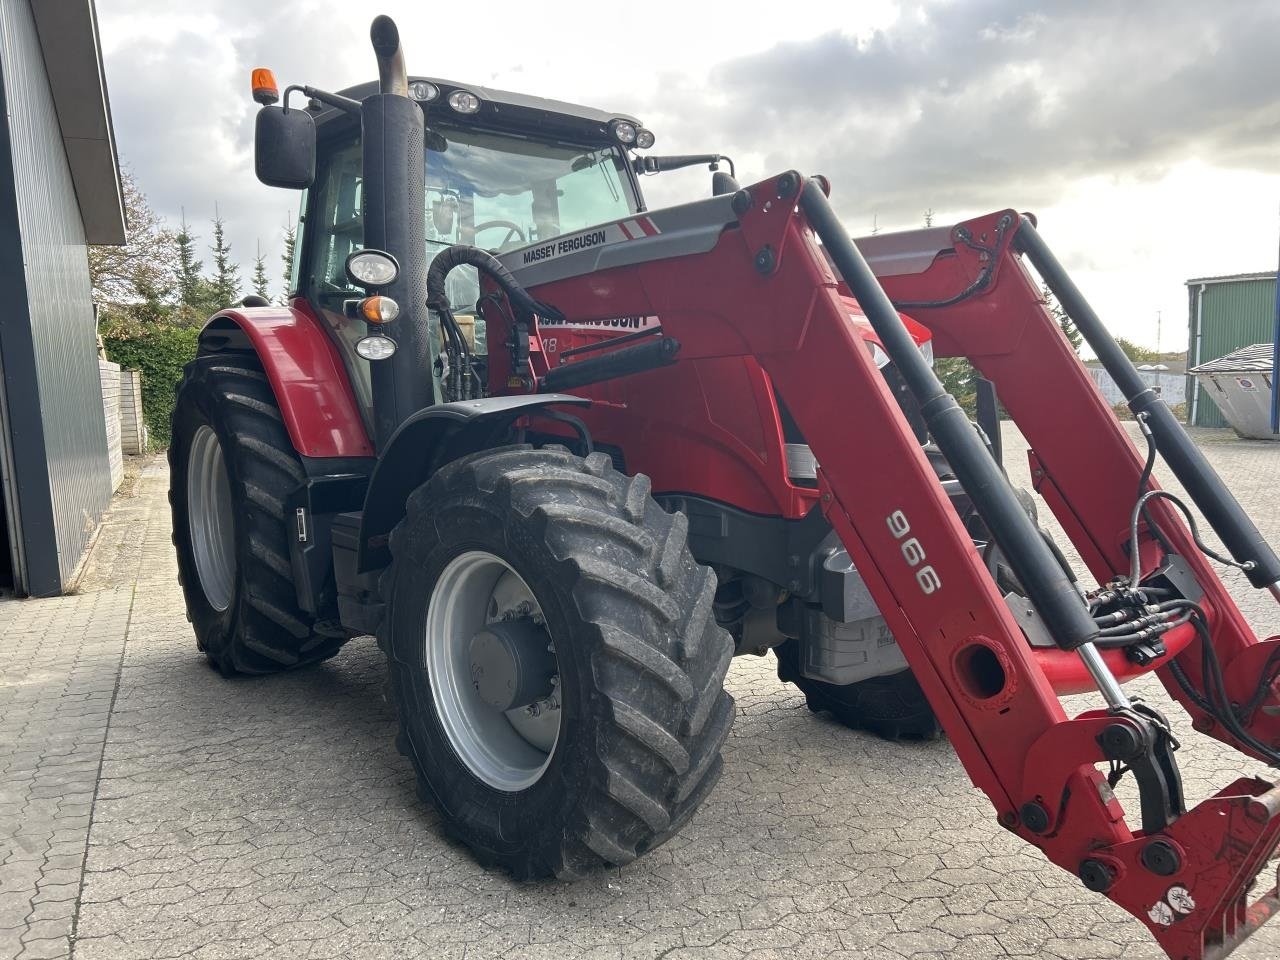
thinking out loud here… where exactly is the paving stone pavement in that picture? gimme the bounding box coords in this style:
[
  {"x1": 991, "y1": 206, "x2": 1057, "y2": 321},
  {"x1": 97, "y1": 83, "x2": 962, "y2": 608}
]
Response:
[{"x1": 1, "y1": 427, "x2": 1279, "y2": 960}]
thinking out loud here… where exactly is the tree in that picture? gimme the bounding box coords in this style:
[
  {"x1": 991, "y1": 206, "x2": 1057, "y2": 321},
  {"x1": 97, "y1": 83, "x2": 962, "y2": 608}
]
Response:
[
  {"x1": 88, "y1": 168, "x2": 179, "y2": 307},
  {"x1": 170, "y1": 211, "x2": 221, "y2": 324},
  {"x1": 1042, "y1": 284, "x2": 1083, "y2": 354},
  {"x1": 252, "y1": 242, "x2": 270, "y2": 300},
  {"x1": 1114, "y1": 336, "x2": 1162, "y2": 363},
  {"x1": 208, "y1": 209, "x2": 241, "y2": 308},
  {"x1": 935, "y1": 356, "x2": 978, "y2": 416},
  {"x1": 280, "y1": 221, "x2": 297, "y2": 303},
  {"x1": 175, "y1": 211, "x2": 203, "y2": 305}
]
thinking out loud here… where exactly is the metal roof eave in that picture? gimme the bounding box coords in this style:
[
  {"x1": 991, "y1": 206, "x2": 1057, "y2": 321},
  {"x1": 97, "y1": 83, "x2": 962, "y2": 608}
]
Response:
[
  {"x1": 30, "y1": 0, "x2": 125, "y2": 245},
  {"x1": 1184, "y1": 271, "x2": 1277, "y2": 287}
]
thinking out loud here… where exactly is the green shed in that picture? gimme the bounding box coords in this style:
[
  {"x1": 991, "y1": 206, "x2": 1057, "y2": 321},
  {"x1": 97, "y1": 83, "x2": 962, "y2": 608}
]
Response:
[{"x1": 1185, "y1": 272, "x2": 1277, "y2": 427}]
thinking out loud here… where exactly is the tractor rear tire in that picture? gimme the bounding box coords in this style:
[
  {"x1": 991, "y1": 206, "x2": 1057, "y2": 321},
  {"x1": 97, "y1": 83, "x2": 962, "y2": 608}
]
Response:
[
  {"x1": 379, "y1": 446, "x2": 736, "y2": 878},
  {"x1": 774, "y1": 640, "x2": 941, "y2": 741},
  {"x1": 169, "y1": 354, "x2": 346, "y2": 675}
]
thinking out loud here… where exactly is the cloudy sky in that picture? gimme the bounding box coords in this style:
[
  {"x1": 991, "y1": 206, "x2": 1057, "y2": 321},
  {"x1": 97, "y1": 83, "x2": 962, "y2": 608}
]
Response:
[{"x1": 97, "y1": 0, "x2": 1280, "y2": 352}]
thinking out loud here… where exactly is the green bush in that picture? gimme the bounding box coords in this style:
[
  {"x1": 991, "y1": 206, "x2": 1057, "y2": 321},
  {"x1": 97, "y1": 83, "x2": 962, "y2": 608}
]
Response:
[{"x1": 103, "y1": 325, "x2": 201, "y2": 449}]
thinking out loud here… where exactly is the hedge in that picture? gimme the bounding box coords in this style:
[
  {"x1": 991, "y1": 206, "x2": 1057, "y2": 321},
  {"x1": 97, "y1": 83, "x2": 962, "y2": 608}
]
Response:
[{"x1": 103, "y1": 325, "x2": 201, "y2": 449}]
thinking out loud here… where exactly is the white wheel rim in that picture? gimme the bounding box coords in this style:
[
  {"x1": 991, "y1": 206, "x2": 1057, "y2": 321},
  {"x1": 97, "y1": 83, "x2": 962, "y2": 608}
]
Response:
[
  {"x1": 187, "y1": 425, "x2": 237, "y2": 612},
  {"x1": 425, "y1": 550, "x2": 561, "y2": 792}
]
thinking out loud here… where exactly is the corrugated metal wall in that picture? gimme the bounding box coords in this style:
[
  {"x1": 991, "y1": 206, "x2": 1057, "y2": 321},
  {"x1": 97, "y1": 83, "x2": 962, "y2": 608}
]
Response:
[
  {"x1": 0, "y1": 0, "x2": 112, "y2": 592},
  {"x1": 1190, "y1": 276, "x2": 1278, "y2": 427}
]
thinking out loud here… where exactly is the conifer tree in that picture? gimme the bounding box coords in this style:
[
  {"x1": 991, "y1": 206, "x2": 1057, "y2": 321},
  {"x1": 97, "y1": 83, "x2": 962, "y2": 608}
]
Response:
[
  {"x1": 280, "y1": 221, "x2": 297, "y2": 302},
  {"x1": 252, "y1": 241, "x2": 270, "y2": 300},
  {"x1": 209, "y1": 208, "x2": 241, "y2": 307}
]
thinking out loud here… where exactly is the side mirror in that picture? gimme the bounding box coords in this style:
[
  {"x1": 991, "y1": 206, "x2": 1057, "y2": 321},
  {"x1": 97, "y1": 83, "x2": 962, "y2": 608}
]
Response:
[{"x1": 254, "y1": 106, "x2": 315, "y2": 189}]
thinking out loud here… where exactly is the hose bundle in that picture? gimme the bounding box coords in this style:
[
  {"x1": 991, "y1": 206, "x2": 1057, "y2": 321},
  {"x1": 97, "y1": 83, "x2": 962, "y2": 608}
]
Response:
[{"x1": 425, "y1": 244, "x2": 565, "y2": 400}]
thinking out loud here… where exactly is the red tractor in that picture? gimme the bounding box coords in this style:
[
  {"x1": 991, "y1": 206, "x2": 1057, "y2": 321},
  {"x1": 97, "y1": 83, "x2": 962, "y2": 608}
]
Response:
[{"x1": 171, "y1": 17, "x2": 1280, "y2": 959}]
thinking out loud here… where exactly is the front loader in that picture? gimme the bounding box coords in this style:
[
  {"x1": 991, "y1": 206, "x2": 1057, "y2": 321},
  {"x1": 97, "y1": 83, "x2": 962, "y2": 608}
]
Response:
[{"x1": 170, "y1": 16, "x2": 1280, "y2": 958}]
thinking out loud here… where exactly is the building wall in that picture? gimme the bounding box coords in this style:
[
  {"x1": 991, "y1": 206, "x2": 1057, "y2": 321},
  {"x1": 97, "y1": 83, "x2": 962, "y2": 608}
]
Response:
[
  {"x1": 1189, "y1": 276, "x2": 1277, "y2": 427},
  {"x1": 0, "y1": 0, "x2": 112, "y2": 593}
]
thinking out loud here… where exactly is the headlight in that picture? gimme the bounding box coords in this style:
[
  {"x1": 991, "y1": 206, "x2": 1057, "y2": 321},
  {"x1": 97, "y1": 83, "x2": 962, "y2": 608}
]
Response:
[
  {"x1": 447, "y1": 89, "x2": 481, "y2": 114},
  {"x1": 408, "y1": 80, "x2": 439, "y2": 102},
  {"x1": 356, "y1": 335, "x2": 398, "y2": 361},
  {"x1": 360, "y1": 295, "x2": 400, "y2": 324},
  {"x1": 611, "y1": 119, "x2": 638, "y2": 144},
  {"x1": 635, "y1": 128, "x2": 655, "y2": 149},
  {"x1": 345, "y1": 249, "x2": 399, "y2": 288}
]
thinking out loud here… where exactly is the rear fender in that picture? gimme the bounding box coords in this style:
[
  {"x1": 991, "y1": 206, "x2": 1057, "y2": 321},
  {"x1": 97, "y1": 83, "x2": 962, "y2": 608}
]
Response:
[
  {"x1": 357, "y1": 394, "x2": 591, "y2": 572},
  {"x1": 197, "y1": 301, "x2": 374, "y2": 459}
]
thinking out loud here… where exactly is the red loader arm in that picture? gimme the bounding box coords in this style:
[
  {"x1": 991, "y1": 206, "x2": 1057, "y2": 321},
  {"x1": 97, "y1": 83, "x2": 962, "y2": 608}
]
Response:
[{"x1": 510, "y1": 174, "x2": 1280, "y2": 959}]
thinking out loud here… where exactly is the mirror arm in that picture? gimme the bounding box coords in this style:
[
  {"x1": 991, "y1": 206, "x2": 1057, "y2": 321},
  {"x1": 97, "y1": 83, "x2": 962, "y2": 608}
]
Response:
[
  {"x1": 283, "y1": 84, "x2": 361, "y2": 116},
  {"x1": 633, "y1": 154, "x2": 735, "y2": 177}
]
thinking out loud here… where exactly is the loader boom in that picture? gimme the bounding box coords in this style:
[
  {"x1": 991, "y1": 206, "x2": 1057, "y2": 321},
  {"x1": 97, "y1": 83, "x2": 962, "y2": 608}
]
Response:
[{"x1": 491, "y1": 172, "x2": 1280, "y2": 960}]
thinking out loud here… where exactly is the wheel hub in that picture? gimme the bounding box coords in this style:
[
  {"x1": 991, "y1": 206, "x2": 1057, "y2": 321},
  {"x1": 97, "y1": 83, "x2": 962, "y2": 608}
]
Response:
[
  {"x1": 425, "y1": 551, "x2": 562, "y2": 791},
  {"x1": 468, "y1": 619, "x2": 557, "y2": 711}
]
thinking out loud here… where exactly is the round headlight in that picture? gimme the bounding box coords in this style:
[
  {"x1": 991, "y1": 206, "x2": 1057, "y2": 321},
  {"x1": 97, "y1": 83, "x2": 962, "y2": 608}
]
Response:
[
  {"x1": 360, "y1": 295, "x2": 400, "y2": 324},
  {"x1": 635, "y1": 128, "x2": 655, "y2": 149},
  {"x1": 447, "y1": 89, "x2": 481, "y2": 114},
  {"x1": 356, "y1": 335, "x2": 398, "y2": 361},
  {"x1": 611, "y1": 120, "x2": 638, "y2": 144},
  {"x1": 345, "y1": 250, "x2": 399, "y2": 288},
  {"x1": 408, "y1": 80, "x2": 439, "y2": 102}
]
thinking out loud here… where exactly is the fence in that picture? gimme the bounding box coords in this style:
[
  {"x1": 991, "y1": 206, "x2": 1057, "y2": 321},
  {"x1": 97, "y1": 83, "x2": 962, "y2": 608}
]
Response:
[
  {"x1": 99, "y1": 359, "x2": 123, "y2": 491},
  {"x1": 1084, "y1": 364, "x2": 1186, "y2": 408},
  {"x1": 119, "y1": 369, "x2": 147, "y2": 454}
]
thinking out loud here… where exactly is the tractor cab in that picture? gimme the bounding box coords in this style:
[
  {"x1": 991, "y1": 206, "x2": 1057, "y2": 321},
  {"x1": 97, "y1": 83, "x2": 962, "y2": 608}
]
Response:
[{"x1": 289, "y1": 79, "x2": 653, "y2": 421}]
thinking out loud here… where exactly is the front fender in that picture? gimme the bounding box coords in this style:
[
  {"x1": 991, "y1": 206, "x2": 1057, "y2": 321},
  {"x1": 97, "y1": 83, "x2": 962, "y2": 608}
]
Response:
[
  {"x1": 199, "y1": 301, "x2": 374, "y2": 459},
  {"x1": 357, "y1": 394, "x2": 590, "y2": 571}
]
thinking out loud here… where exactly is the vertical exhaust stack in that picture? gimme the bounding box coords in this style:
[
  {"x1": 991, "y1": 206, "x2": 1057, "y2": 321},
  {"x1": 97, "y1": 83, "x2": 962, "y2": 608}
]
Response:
[{"x1": 363, "y1": 15, "x2": 432, "y2": 449}]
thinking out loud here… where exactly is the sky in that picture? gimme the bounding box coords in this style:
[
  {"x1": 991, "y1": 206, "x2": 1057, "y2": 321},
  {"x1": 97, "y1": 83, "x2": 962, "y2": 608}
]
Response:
[{"x1": 97, "y1": 0, "x2": 1280, "y2": 353}]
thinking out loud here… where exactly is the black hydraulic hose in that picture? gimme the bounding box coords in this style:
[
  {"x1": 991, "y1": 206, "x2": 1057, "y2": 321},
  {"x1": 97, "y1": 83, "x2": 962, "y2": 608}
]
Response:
[
  {"x1": 1015, "y1": 218, "x2": 1280, "y2": 592},
  {"x1": 426, "y1": 244, "x2": 564, "y2": 324},
  {"x1": 798, "y1": 180, "x2": 1100, "y2": 651},
  {"x1": 427, "y1": 245, "x2": 566, "y2": 401}
]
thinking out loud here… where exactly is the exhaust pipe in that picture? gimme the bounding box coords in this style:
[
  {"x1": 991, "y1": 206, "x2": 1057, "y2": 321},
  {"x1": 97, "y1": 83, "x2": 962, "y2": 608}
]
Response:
[
  {"x1": 370, "y1": 14, "x2": 408, "y2": 97},
  {"x1": 362, "y1": 16, "x2": 432, "y2": 449}
]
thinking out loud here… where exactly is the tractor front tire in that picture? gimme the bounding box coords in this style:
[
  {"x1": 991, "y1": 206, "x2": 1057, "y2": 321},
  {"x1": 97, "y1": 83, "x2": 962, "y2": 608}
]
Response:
[
  {"x1": 774, "y1": 641, "x2": 941, "y2": 741},
  {"x1": 380, "y1": 446, "x2": 736, "y2": 878},
  {"x1": 170, "y1": 354, "x2": 345, "y2": 675}
]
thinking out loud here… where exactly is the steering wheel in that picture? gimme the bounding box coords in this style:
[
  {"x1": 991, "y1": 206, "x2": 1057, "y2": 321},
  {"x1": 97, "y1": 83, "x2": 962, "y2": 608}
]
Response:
[{"x1": 473, "y1": 220, "x2": 526, "y2": 249}]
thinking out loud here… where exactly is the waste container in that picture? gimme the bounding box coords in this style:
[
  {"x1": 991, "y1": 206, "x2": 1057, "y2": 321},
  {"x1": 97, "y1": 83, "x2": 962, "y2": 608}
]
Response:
[{"x1": 1190, "y1": 343, "x2": 1278, "y2": 440}]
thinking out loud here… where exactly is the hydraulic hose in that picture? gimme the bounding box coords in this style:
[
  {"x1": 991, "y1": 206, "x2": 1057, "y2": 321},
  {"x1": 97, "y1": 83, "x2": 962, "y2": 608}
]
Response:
[{"x1": 425, "y1": 244, "x2": 564, "y2": 324}]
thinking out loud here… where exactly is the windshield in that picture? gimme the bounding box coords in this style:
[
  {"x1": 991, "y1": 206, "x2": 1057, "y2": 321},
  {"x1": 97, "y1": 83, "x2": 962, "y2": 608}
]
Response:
[
  {"x1": 307, "y1": 124, "x2": 639, "y2": 413},
  {"x1": 426, "y1": 126, "x2": 637, "y2": 313}
]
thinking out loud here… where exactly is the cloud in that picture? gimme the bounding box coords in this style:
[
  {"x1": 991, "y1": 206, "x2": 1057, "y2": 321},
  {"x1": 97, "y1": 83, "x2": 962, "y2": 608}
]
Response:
[{"x1": 655, "y1": 0, "x2": 1280, "y2": 229}]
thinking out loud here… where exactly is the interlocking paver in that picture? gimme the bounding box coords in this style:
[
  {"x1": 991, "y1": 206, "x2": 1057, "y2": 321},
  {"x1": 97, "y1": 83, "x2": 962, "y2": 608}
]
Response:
[{"x1": 1, "y1": 429, "x2": 1279, "y2": 959}]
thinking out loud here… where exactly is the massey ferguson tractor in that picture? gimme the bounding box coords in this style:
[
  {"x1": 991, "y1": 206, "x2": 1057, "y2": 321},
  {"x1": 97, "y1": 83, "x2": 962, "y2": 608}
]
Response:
[{"x1": 171, "y1": 15, "x2": 1280, "y2": 958}]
